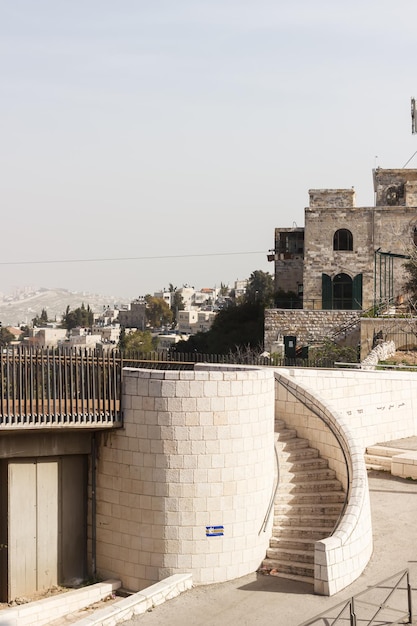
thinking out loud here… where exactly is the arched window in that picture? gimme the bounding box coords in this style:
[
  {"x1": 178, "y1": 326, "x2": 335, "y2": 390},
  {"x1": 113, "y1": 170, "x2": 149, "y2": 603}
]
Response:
[
  {"x1": 322, "y1": 273, "x2": 362, "y2": 310},
  {"x1": 333, "y1": 273, "x2": 353, "y2": 309},
  {"x1": 333, "y1": 229, "x2": 353, "y2": 251}
]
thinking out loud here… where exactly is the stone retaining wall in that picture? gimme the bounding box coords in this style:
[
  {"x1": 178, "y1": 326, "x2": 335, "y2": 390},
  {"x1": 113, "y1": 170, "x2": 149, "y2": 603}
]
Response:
[
  {"x1": 94, "y1": 365, "x2": 275, "y2": 590},
  {"x1": 280, "y1": 367, "x2": 417, "y2": 450},
  {"x1": 264, "y1": 309, "x2": 361, "y2": 353}
]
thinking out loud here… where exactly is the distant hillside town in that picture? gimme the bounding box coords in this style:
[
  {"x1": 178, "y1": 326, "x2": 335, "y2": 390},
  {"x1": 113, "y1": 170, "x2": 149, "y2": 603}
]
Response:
[{"x1": 0, "y1": 280, "x2": 249, "y2": 352}]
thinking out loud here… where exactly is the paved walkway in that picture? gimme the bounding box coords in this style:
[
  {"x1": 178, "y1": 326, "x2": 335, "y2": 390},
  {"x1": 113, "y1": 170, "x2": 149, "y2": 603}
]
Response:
[{"x1": 122, "y1": 470, "x2": 417, "y2": 626}]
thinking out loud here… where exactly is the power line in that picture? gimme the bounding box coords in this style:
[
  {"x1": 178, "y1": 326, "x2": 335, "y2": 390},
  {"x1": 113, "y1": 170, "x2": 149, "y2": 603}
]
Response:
[{"x1": 0, "y1": 250, "x2": 266, "y2": 267}]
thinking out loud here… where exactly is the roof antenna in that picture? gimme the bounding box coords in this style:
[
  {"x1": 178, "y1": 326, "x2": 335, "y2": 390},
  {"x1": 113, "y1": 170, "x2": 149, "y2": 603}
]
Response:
[{"x1": 402, "y1": 98, "x2": 417, "y2": 167}]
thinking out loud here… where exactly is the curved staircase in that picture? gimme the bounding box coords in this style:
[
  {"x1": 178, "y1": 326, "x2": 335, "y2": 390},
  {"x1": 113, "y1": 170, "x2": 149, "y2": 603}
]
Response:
[{"x1": 260, "y1": 419, "x2": 346, "y2": 584}]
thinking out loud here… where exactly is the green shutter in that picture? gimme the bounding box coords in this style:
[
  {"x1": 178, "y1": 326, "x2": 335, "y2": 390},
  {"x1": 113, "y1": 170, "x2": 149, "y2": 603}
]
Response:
[
  {"x1": 352, "y1": 274, "x2": 363, "y2": 310},
  {"x1": 322, "y1": 274, "x2": 332, "y2": 309}
]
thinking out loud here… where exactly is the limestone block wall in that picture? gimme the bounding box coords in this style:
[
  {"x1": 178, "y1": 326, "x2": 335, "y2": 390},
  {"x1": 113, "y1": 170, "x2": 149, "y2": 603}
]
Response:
[
  {"x1": 303, "y1": 206, "x2": 375, "y2": 309},
  {"x1": 275, "y1": 371, "x2": 373, "y2": 596},
  {"x1": 373, "y1": 168, "x2": 417, "y2": 206},
  {"x1": 303, "y1": 200, "x2": 417, "y2": 310},
  {"x1": 94, "y1": 365, "x2": 275, "y2": 591},
  {"x1": 278, "y1": 368, "x2": 417, "y2": 451},
  {"x1": 308, "y1": 189, "x2": 355, "y2": 208},
  {"x1": 274, "y1": 257, "x2": 303, "y2": 293},
  {"x1": 264, "y1": 309, "x2": 361, "y2": 353}
]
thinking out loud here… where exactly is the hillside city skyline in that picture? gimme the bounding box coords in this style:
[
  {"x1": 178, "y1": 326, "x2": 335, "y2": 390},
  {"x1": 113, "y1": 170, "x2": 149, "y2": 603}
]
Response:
[{"x1": 0, "y1": 279, "x2": 249, "y2": 327}]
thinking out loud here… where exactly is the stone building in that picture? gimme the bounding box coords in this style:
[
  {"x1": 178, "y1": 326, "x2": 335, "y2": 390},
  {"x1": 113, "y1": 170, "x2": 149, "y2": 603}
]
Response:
[
  {"x1": 272, "y1": 168, "x2": 417, "y2": 311},
  {"x1": 117, "y1": 298, "x2": 147, "y2": 330},
  {"x1": 265, "y1": 168, "x2": 417, "y2": 353}
]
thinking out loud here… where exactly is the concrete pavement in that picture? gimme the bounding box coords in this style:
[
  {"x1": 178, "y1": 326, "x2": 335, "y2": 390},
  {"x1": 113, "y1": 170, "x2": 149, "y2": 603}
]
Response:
[{"x1": 121, "y1": 471, "x2": 417, "y2": 626}]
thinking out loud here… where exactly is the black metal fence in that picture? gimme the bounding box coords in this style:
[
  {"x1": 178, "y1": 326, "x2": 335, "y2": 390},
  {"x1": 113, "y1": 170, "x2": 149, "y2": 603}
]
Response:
[
  {"x1": 0, "y1": 346, "x2": 122, "y2": 428},
  {"x1": 298, "y1": 569, "x2": 412, "y2": 626},
  {"x1": 382, "y1": 328, "x2": 417, "y2": 351},
  {"x1": 0, "y1": 345, "x2": 354, "y2": 429},
  {"x1": 119, "y1": 349, "x2": 338, "y2": 369}
]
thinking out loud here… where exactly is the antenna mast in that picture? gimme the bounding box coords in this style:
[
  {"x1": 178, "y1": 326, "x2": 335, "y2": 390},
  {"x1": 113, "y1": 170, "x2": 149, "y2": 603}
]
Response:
[{"x1": 401, "y1": 98, "x2": 417, "y2": 167}]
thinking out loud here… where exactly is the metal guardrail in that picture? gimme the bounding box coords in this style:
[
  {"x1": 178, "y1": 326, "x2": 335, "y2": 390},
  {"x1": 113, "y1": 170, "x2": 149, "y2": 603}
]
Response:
[
  {"x1": 0, "y1": 346, "x2": 122, "y2": 428},
  {"x1": 299, "y1": 569, "x2": 412, "y2": 626},
  {"x1": 259, "y1": 438, "x2": 280, "y2": 535},
  {"x1": 120, "y1": 349, "x2": 340, "y2": 369}
]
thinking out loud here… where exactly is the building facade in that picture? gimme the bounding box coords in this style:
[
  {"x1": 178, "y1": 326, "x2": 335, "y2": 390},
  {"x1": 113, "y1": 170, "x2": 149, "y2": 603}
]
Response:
[
  {"x1": 117, "y1": 298, "x2": 147, "y2": 330},
  {"x1": 272, "y1": 168, "x2": 417, "y2": 312}
]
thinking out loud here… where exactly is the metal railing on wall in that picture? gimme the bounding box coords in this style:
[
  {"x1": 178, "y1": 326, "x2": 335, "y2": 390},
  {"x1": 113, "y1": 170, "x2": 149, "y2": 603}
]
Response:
[
  {"x1": 119, "y1": 350, "x2": 339, "y2": 369},
  {"x1": 298, "y1": 569, "x2": 412, "y2": 626},
  {"x1": 0, "y1": 346, "x2": 122, "y2": 428},
  {"x1": 0, "y1": 345, "x2": 358, "y2": 429}
]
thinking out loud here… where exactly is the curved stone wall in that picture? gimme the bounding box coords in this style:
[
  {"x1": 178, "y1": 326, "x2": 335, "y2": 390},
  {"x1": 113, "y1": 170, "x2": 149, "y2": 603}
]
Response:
[
  {"x1": 275, "y1": 370, "x2": 373, "y2": 595},
  {"x1": 95, "y1": 365, "x2": 275, "y2": 590},
  {"x1": 281, "y1": 367, "x2": 417, "y2": 449}
]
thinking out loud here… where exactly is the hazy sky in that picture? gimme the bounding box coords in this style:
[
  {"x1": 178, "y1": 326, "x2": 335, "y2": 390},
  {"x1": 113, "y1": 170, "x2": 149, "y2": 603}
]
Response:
[{"x1": 1, "y1": 0, "x2": 417, "y2": 300}]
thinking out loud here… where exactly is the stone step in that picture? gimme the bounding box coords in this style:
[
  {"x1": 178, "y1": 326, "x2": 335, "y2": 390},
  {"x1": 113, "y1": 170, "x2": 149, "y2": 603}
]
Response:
[
  {"x1": 275, "y1": 502, "x2": 344, "y2": 516},
  {"x1": 278, "y1": 478, "x2": 343, "y2": 493},
  {"x1": 284, "y1": 457, "x2": 329, "y2": 472},
  {"x1": 274, "y1": 419, "x2": 287, "y2": 429},
  {"x1": 261, "y1": 558, "x2": 314, "y2": 579},
  {"x1": 279, "y1": 447, "x2": 319, "y2": 461},
  {"x1": 364, "y1": 454, "x2": 391, "y2": 470},
  {"x1": 270, "y1": 536, "x2": 315, "y2": 552},
  {"x1": 366, "y1": 464, "x2": 387, "y2": 472},
  {"x1": 273, "y1": 525, "x2": 334, "y2": 540},
  {"x1": 275, "y1": 491, "x2": 345, "y2": 505},
  {"x1": 260, "y1": 568, "x2": 314, "y2": 585},
  {"x1": 275, "y1": 437, "x2": 309, "y2": 451},
  {"x1": 279, "y1": 467, "x2": 337, "y2": 482},
  {"x1": 266, "y1": 546, "x2": 314, "y2": 564},
  {"x1": 273, "y1": 514, "x2": 339, "y2": 527},
  {"x1": 275, "y1": 429, "x2": 298, "y2": 441},
  {"x1": 366, "y1": 445, "x2": 406, "y2": 458}
]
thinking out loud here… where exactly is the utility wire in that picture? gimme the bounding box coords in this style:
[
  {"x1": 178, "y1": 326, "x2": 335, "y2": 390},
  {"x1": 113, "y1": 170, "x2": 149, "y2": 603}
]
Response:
[{"x1": 0, "y1": 250, "x2": 266, "y2": 267}]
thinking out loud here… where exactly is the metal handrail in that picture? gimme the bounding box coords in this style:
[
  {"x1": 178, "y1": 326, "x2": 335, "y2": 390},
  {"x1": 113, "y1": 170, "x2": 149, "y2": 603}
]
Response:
[
  {"x1": 259, "y1": 438, "x2": 280, "y2": 534},
  {"x1": 298, "y1": 569, "x2": 412, "y2": 625},
  {"x1": 275, "y1": 373, "x2": 351, "y2": 536}
]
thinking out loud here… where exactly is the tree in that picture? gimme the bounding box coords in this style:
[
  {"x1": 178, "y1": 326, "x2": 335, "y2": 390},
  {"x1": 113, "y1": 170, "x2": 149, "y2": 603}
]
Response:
[
  {"x1": 119, "y1": 329, "x2": 156, "y2": 352},
  {"x1": 219, "y1": 282, "x2": 229, "y2": 297},
  {"x1": 275, "y1": 289, "x2": 302, "y2": 309},
  {"x1": 19, "y1": 325, "x2": 30, "y2": 340},
  {"x1": 62, "y1": 303, "x2": 94, "y2": 330},
  {"x1": 244, "y1": 270, "x2": 275, "y2": 307},
  {"x1": 170, "y1": 290, "x2": 184, "y2": 325},
  {"x1": 0, "y1": 327, "x2": 14, "y2": 348},
  {"x1": 173, "y1": 302, "x2": 265, "y2": 355},
  {"x1": 309, "y1": 340, "x2": 358, "y2": 365},
  {"x1": 145, "y1": 296, "x2": 173, "y2": 328},
  {"x1": 32, "y1": 308, "x2": 48, "y2": 327},
  {"x1": 403, "y1": 250, "x2": 417, "y2": 310},
  {"x1": 171, "y1": 269, "x2": 277, "y2": 355}
]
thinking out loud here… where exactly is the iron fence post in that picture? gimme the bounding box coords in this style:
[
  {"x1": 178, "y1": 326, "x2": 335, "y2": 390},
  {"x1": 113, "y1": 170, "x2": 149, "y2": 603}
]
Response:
[
  {"x1": 407, "y1": 570, "x2": 413, "y2": 624},
  {"x1": 350, "y1": 597, "x2": 356, "y2": 626}
]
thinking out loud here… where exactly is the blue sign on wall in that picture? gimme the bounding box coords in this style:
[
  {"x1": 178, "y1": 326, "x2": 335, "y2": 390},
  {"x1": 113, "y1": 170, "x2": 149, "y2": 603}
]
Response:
[{"x1": 206, "y1": 525, "x2": 224, "y2": 537}]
